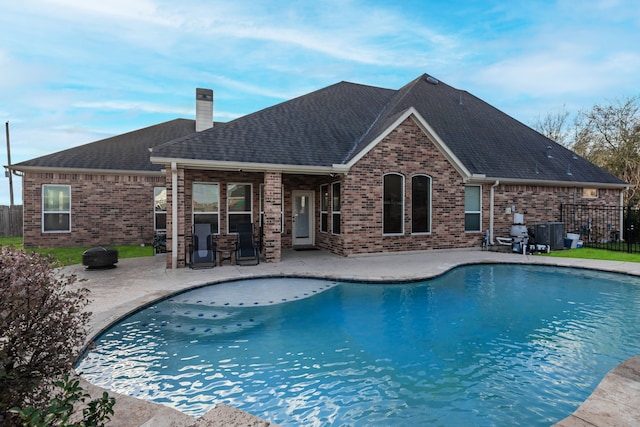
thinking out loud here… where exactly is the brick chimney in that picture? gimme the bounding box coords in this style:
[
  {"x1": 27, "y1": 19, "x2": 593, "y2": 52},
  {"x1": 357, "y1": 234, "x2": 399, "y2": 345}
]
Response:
[{"x1": 195, "y1": 88, "x2": 213, "y2": 132}]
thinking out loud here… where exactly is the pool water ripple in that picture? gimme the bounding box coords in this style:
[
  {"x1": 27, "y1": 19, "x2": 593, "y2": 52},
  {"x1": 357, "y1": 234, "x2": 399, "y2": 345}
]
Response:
[{"x1": 78, "y1": 267, "x2": 640, "y2": 426}]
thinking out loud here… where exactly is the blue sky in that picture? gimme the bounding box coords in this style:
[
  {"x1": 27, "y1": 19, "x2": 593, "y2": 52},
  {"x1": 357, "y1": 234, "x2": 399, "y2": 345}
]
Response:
[{"x1": 1, "y1": 0, "x2": 639, "y2": 205}]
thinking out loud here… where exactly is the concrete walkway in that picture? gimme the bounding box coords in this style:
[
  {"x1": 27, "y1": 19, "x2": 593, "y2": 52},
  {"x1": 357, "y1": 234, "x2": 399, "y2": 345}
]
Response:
[{"x1": 66, "y1": 248, "x2": 640, "y2": 426}]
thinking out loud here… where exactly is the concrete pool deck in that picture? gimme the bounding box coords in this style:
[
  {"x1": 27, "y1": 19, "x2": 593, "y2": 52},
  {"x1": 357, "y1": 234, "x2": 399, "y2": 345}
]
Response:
[{"x1": 65, "y1": 248, "x2": 640, "y2": 426}]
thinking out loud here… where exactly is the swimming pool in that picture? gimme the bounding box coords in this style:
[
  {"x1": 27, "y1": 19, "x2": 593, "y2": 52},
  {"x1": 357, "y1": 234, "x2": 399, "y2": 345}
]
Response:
[{"x1": 77, "y1": 264, "x2": 640, "y2": 426}]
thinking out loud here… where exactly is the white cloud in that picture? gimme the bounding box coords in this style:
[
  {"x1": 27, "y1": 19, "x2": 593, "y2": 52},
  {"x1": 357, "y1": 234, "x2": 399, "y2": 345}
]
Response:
[
  {"x1": 73, "y1": 100, "x2": 192, "y2": 116},
  {"x1": 41, "y1": 0, "x2": 177, "y2": 26},
  {"x1": 473, "y1": 49, "x2": 640, "y2": 99}
]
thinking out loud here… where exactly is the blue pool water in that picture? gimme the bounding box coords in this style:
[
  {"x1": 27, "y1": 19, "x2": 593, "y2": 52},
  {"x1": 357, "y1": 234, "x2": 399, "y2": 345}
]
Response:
[{"x1": 77, "y1": 264, "x2": 640, "y2": 426}]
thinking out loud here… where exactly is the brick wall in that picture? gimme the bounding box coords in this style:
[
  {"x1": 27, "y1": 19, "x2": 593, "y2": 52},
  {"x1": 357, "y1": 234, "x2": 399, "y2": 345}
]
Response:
[
  {"x1": 263, "y1": 171, "x2": 282, "y2": 262},
  {"x1": 338, "y1": 118, "x2": 480, "y2": 255},
  {"x1": 22, "y1": 171, "x2": 164, "y2": 248},
  {"x1": 491, "y1": 185, "x2": 621, "y2": 239},
  {"x1": 326, "y1": 118, "x2": 622, "y2": 256}
]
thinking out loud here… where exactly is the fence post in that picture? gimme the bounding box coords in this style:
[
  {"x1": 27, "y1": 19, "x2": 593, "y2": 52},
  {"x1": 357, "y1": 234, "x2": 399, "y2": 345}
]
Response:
[{"x1": 626, "y1": 205, "x2": 632, "y2": 253}]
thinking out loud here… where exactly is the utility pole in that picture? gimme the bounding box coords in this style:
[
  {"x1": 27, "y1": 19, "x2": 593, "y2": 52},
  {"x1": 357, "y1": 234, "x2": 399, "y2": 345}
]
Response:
[{"x1": 5, "y1": 121, "x2": 14, "y2": 206}]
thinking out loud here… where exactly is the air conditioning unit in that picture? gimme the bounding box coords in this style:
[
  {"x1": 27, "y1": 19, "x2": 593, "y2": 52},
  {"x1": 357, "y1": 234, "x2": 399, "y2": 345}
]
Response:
[{"x1": 535, "y1": 222, "x2": 565, "y2": 250}]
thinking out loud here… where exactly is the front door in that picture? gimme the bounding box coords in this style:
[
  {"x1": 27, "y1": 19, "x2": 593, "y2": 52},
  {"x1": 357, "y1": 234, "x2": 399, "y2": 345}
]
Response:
[{"x1": 292, "y1": 190, "x2": 314, "y2": 246}]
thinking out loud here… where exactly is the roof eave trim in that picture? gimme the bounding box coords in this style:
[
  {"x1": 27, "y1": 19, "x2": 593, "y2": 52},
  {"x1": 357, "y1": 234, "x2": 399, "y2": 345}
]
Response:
[
  {"x1": 150, "y1": 156, "x2": 348, "y2": 175},
  {"x1": 344, "y1": 107, "x2": 472, "y2": 178},
  {"x1": 9, "y1": 165, "x2": 164, "y2": 176},
  {"x1": 465, "y1": 175, "x2": 630, "y2": 189}
]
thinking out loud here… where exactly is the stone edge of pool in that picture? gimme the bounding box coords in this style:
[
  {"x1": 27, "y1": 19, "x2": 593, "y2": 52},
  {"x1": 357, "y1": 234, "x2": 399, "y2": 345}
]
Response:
[{"x1": 64, "y1": 249, "x2": 640, "y2": 427}]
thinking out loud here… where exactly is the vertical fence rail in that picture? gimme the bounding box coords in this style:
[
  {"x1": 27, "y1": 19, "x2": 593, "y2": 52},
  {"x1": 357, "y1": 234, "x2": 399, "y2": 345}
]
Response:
[
  {"x1": 0, "y1": 205, "x2": 23, "y2": 237},
  {"x1": 560, "y1": 204, "x2": 640, "y2": 253}
]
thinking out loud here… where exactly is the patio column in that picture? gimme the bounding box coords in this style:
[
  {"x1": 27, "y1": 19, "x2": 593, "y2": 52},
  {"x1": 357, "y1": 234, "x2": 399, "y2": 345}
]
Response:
[
  {"x1": 165, "y1": 164, "x2": 186, "y2": 269},
  {"x1": 263, "y1": 171, "x2": 282, "y2": 262}
]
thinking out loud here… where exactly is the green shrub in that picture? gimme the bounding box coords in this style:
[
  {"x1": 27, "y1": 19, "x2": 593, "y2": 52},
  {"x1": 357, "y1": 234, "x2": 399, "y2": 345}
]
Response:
[{"x1": 9, "y1": 375, "x2": 115, "y2": 426}]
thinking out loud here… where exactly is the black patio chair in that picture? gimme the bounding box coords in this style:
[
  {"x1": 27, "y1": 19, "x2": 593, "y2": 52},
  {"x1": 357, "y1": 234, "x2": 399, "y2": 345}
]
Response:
[
  {"x1": 190, "y1": 223, "x2": 216, "y2": 268},
  {"x1": 153, "y1": 231, "x2": 166, "y2": 254},
  {"x1": 235, "y1": 223, "x2": 260, "y2": 265}
]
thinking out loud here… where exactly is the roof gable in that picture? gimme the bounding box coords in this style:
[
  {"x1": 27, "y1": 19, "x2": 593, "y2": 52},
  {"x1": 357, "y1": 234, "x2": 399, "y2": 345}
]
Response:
[{"x1": 347, "y1": 74, "x2": 626, "y2": 185}]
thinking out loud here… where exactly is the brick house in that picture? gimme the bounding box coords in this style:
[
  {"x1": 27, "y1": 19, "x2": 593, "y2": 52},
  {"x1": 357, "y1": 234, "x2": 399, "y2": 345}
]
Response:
[
  {"x1": 11, "y1": 75, "x2": 628, "y2": 268},
  {"x1": 12, "y1": 118, "x2": 205, "y2": 248}
]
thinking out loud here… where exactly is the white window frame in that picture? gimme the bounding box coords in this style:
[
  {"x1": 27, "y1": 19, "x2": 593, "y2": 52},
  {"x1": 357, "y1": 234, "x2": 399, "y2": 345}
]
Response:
[
  {"x1": 154, "y1": 187, "x2": 167, "y2": 232},
  {"x1": 320, "y1": 184, "x2": 329, "y2": 233},
  {"x1": 383, "y1": 173, "x2": 405, "y2": 236},
  {"x1": 192, "y1": 182, "x2": 220, "y2": 234},
  {"x1": 227, "y1": 183, "x2": 253, "y2": 233},
  {"x1": 42, "y1": 184, "x2": 71, "y2": 233},
  {"x1": 411, "y1": 174, "x2": 432, "y2": 235},
  {"x1": 331, "y1": 181, "x2": 341, "y2": 235},
  {"x1": 582, "y1": 188, "x2": 598, "y2": 199},
  {"x1": 464, "y1": 185, "x2": 482, "y2": 232}
]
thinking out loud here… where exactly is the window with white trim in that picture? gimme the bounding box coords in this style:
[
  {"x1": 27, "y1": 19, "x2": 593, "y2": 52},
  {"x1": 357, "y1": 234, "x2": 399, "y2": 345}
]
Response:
[
  {"x1": 412, "y1": 175, "x2": 431, "y2": 233},
  {"x1": 154, "y1": 187, "x2": 167, "y2": 231},
  {"x1": 228, "y1": 183, "x2": 252, "y2": 233},
  {"x1": 42, "y1": 184, "x2": 71, "y2": 232},
  {"x1": 464, "y1": 185, "x2": 482, "y2": 232},
  {"x1": 332, "y1": 182, "x2": 341, "y2": 234},
  {"x1": 383, "y1": 173, "x2": 404, "y2": 235},
  {"x1": 193, "y1": 182, "x2": 219, "y2": 234},
  {"x1": 320, "y1": 184, "x2": 329, "y2": 233},
  {"x1": 582, "y1": 188, "x2": 598, "y2": 198}
]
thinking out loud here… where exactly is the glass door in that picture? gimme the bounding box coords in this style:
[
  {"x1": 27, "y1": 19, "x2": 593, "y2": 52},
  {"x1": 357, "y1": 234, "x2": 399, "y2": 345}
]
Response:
[{"x1": 292, "y1": 190, "x2": 314, "y2": 246}]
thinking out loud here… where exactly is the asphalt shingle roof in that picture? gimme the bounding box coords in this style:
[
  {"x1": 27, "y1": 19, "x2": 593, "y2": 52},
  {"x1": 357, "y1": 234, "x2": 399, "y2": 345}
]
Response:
[
  {"x1": 16, "y1": 75, "x2": 626, "y2": 187},
  {"x1": 353, "y1": 75, "x2": 626, "y2": 184},
  {"x1": 152, "y1": 82, "x2": 397, "y2": 167},
  {"x1": 151, "y1": 75, "x2": 626, "y2": 185},
  {"x1": 14, "y1": 119, "x2": 199, "y2": 172}
]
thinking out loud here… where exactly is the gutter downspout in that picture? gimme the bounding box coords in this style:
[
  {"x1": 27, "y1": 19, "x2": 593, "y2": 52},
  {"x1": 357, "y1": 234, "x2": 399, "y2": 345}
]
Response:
[
  {"x1": 490, "y1": 180, "x2": 500, "y2": 245},
  {"x1": 171, "y1": 162, "x2": 178, "y2": 270}
]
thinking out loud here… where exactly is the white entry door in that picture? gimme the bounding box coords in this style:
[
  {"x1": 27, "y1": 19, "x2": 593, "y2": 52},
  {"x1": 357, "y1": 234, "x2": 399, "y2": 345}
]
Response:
[{"x1": 292, "y1": 190, "x2": 314, "y2": 246}]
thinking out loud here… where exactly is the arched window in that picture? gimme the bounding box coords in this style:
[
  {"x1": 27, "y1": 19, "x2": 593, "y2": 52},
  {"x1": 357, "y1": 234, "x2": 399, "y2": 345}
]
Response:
[
  {"x1": 383, "y1": 173, "x2": 404, "y2": 235},
  {"x1": 412, "y1": 175, "x2": 431, "y2": 233}
]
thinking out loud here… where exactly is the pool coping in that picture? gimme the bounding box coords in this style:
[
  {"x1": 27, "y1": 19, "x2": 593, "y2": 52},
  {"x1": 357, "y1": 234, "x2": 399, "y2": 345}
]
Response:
[{"x1": 64, "y1": 248, "x2": 640, "y2": 426}]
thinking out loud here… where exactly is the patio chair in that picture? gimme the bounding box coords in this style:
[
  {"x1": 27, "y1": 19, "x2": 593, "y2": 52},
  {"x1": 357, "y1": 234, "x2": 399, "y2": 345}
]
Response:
[
  {"x1": 153, "y1": 231, "x2": 166, "y2": 254},
  {"x1": 235, "y1": 223, "x2": 260, "y2": 265},
  {"x1": 190, "y1": 223, "x2": 216, "y2": 268}
]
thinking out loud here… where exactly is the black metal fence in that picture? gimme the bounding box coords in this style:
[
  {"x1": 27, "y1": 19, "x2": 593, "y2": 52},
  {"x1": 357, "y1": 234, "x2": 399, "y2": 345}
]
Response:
[{"x1": 560, "y1": 204, "x2": 640, "y2": 253}]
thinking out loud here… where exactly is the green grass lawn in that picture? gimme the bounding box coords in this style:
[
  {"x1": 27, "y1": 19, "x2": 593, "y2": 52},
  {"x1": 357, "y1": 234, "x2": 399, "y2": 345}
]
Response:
[
  {"x1": 2, "y1": 237, "x2": 639, "y2": 265},
  {"x1": 0, "y1": 237, "x2": 154, "y2": 266},
  {"x1": 538, "y1": 247, "x2": 640, "y2": 263}
]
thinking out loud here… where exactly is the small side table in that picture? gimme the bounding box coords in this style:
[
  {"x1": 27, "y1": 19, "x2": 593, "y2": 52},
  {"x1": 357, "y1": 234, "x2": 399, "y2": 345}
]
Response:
[{"x1": 216, "y1": 248, "x2": 235, "y2": 266}]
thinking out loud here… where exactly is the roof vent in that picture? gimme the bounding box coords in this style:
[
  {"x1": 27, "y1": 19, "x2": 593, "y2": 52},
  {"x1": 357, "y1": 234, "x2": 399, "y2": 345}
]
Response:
[
  {"x1": 546, "y1": 146, "x2": 553, "y2": 158},
  {"x1": 426, "y1": 76, "x2": 439, "y2": 85},
  {"x1": 566, "y1": 163, "x2": 572, "y2": 176}
]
